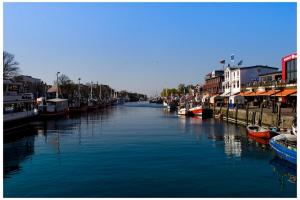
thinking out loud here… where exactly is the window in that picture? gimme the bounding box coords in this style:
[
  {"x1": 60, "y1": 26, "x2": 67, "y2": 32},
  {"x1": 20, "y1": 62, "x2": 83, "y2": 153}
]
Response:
[
  {"x1": 237, "y1": 81, "x2": 239, "y2": 88},
  {"x1": 286, "y1": 59, "x2": 297, "y2": 82}
]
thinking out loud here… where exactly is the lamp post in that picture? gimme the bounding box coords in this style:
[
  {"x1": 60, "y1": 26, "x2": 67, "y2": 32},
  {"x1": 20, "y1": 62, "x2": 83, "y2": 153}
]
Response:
[{"x1": 56, "y1": 71, "x2": 60, "y2": 98}]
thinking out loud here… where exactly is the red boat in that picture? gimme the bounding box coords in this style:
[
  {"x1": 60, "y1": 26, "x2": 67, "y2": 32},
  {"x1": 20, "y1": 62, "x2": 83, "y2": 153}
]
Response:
[
  {"x1": 247, "y1": 133, "x2": 269, "y2": 145},
  {"x1": 189, "y1": 106, "x2": 203, "y2": 116},
  {"x1": 246, "y1": 124, "x2": 270, "y2": 139}
]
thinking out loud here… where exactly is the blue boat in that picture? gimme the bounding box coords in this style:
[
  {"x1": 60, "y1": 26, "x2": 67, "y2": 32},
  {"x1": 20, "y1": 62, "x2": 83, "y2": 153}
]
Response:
[{"x1": 269, "y1": 134, "x2": 297, "y2": 165}]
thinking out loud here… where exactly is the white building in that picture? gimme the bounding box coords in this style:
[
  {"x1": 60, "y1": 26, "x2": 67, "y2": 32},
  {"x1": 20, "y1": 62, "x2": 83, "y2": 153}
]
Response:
[{"x1": 221, "y1": 65, "x2": 278, "y2": 104}]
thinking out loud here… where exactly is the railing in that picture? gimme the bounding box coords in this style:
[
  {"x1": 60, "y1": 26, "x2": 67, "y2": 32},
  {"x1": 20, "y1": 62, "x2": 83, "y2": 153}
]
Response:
[{"x1": 241, "y1": 80, "x2": 297, "y2": 91}]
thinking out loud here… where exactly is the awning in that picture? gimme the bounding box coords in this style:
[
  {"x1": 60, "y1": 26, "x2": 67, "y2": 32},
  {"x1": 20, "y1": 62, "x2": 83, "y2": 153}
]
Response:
[
  {"x1": 257, "y1": 90, "x2": 279, "y2": 96},
  {"x1": 241, "y1": 91, "x2": 257, "y2": 96},
  {"x1": 220, "y1": 92, "x2": 230, "y2": 97},
  {"x1": 274, "y1": 89, "x2": 297, "y2": 97},
  {"x1": 255, "y1": 91, "x2": 267, "y2": 95},
  {"x1": 239, "y1": 91, "x2": 252, "y2": 96}
]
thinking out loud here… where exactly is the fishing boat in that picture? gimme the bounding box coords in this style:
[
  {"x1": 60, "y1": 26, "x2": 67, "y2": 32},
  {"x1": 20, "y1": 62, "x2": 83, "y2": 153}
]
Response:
[
  {"x1": 38, "y1": 98, "x2": 69, "y2": 117},
  {"x1": 87, "y1": 81, "x2": 98, "y2": 110},
  {"x1": 246, "y1": 124, "x2": 271, "y2": 139},
  {"x1": 69, "y1": 78, "x2": 88, "y2": 113},
  {"x1": 88, "y1": 99, "x2": 98, "y2": 110},
  {"x1": 38, "y1": 72, "x2": 69, "y2": 117},
  {"x1": 269, "y1": 134, "x2": 297, "y2": 165}
]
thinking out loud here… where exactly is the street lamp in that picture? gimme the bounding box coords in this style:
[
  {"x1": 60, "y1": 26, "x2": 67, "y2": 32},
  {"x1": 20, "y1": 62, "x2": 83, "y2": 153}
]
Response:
[{"x1": 56, "y1": 71, "x2": 60, "y2": 98}]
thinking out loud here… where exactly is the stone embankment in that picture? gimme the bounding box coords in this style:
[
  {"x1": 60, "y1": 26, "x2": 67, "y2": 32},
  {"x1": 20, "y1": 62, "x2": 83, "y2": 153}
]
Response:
[{"x1": 214, "y1": 107, "x2": 295, "y2": 129}]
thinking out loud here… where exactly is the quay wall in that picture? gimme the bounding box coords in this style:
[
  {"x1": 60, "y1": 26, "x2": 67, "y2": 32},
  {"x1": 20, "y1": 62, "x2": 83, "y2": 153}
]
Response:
[{"x1": 214, "y1": 107, "x2": 295, "y2": 129}]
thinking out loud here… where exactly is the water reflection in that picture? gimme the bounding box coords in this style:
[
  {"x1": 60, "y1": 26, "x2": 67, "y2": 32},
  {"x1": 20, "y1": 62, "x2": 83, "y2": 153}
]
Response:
[
  {"x1": 270, "y1": 157, "x2": 297, "y2": 188},
  {"x1": 247, "y1": 134, "x2": 270, "y2": 146},
  {"x1": 4, "y1": 135, "x2": 35, "y2": 178},
  {"x1": 223, "y1": 125, "x2": 242, "y2": 158}
]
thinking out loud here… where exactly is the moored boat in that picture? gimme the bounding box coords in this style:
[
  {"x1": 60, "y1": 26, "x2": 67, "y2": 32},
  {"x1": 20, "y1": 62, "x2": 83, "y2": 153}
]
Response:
[
  {"x1": 292, "y1": 124, "x2": 297, "y2": 136},
  {"x1": 87, "y1": 81, "x2": 98, "y2": 110},
  {"x1": 4, "y1": 93, "x2": 38, "y2": 133},
  {"x1": 38, "y1": 98, "x2": 69, "y2": 117},
  {"x1": 189, "y1": 106, "x2": 203, "y2": 116},
  {"x1": 163, "y1": 101, "x2": 168, "y2": 107},
  {"x1": 246, "y1": 124, "x2": 271, "y2": 139},
  {"x1": 247, "y1": 133, "x2": 269, "y2": 145},
  {"x1": 178, "y1": 107, "x2": 193, "y2": 116},
  {"x1": 269, "y1": 134, "x2": 297, "y2": 165}
]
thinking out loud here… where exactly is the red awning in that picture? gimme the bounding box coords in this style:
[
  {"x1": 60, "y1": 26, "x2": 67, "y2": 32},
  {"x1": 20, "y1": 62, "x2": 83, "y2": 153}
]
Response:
[
  {"x1": 274, "y1": 89, "x2": 297, "y2": 97},
  {"x1": 256, "y1": 90, "x2": 279, "y2": 96},
  {"x1": 239, "y1": 91, "x2": 253, "y2": 96}
]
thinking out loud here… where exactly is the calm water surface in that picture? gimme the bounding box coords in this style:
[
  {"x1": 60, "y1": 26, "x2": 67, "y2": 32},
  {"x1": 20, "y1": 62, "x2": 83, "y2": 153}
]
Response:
[{"x1": 4, "y1": 102, "x2": 297, "y2": 197}]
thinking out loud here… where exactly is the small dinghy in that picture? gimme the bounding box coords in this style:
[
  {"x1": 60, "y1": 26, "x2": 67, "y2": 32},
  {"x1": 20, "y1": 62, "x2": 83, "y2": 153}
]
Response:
[
  {"x1": 246, "y1": 124, "x2": 270, "y2": 139},
  {"x1": 269, "y1": 134, "x2": 297, "y2": 165},
  {"x1": 178, "y1": 108, "x2": 193, "y2": 116}
]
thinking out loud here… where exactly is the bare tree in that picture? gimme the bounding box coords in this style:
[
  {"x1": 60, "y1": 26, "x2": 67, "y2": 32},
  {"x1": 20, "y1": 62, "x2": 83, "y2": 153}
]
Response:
[{"x1": 3, "y1": 51, "x2": 20, "y2": 79}]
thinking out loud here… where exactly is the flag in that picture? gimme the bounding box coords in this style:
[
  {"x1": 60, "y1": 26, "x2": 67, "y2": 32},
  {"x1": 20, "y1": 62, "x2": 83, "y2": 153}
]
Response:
[
  {"x1": 220, "y1": 59, "x2": 225, "y2": 64},
  {"x1": 230, "y1": 54, "x2": 234, "y2": 61},
  {"x1": 238, "y1": 60, "x2": 243, "y2": 66}
]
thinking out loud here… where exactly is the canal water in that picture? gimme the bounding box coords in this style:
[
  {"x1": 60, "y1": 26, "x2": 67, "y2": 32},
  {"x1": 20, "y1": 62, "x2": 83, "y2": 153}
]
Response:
[{"x1": 4, "y1": 102, "x2": 297, "y2": 197}]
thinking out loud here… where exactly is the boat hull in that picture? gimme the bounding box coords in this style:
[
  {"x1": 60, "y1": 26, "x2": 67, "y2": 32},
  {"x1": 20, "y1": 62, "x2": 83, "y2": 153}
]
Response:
[
  {"x1": 69, "y1": 105, "x2": 88, "y2": 113},
  {"x1": 39, "y1": 110, "x2": 68, "y2": 118},
  {"x1": 247, "y1": 125, "x2": 270, "y2": 139},
  {"x1": 178, "y1": 108, "x2": 193, "y2": 116},
  {"x1": 189, "y1": 106, "x2": 203, "y2": 116},
  {"x1": 269, "y1": 136, "x2": 297, "y2": 165}
]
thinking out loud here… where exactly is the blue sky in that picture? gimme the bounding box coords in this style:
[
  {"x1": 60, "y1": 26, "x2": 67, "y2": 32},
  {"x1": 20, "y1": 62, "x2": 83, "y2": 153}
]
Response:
[{"x1": 4, "y1": 3, "x2": 296, "y2": 96}]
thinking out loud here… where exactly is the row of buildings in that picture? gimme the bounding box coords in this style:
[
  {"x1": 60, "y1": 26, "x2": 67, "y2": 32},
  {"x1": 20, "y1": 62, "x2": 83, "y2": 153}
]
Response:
[{"x1": 201, "y1": 53, "x2": 297, "y2": 108}]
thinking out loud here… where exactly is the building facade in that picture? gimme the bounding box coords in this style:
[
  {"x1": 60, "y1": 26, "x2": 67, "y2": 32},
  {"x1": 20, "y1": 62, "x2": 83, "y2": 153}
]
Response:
[
  {"x1": 282, "y1": 53, "x2": 297, "y2": 83},
  {"x1": 259, "y1": 71, "x2": 282, "y2": 82},
  {"x1": 203, "y1": 70, "x2": 224, "y2": 95},
  {"x1": 222, "y1": 65, "x2": 278, "y2": 96}
]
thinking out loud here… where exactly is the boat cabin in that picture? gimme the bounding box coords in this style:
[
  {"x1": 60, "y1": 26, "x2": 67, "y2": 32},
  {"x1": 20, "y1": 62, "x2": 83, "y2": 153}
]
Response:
[{"x1": 45, "y1": 98, "x2": 68, "y2": 113}]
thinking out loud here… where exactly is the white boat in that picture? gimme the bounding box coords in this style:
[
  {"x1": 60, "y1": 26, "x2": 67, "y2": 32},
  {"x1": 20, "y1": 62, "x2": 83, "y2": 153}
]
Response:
[
  {"x1": 163, "y1": 101, "x2": 168, "y2": 107},
  {"x1": 292, "y1": 124, "x2": 297, "y2": 136},
  {"x1": 39, "y1": 98, "x2": 69, "y2": 117},
  {"x1": 178, "y1": 107, "x2": 193, "y2": 116},
  {"x1": 178, "y1": 108, "x2": 187, "y2": 115},
  {"x1": 4, "y1": 93, "x2": 38, "y2": 123}
]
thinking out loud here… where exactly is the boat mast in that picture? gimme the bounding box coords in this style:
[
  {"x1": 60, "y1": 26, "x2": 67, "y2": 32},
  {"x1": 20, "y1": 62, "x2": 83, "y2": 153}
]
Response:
[
  {"x1": 90, "y1": 81, "x2": 93, "y2": 99},
  {"x1": 78, "y1": 78, "x2": 81, "y2": 104},
  {"x1": 56, "y1": 71, "x2": 60, "y2": 98},
  {"x1": 99, "y1": 84, "x2": 102, "y2": 100}
]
